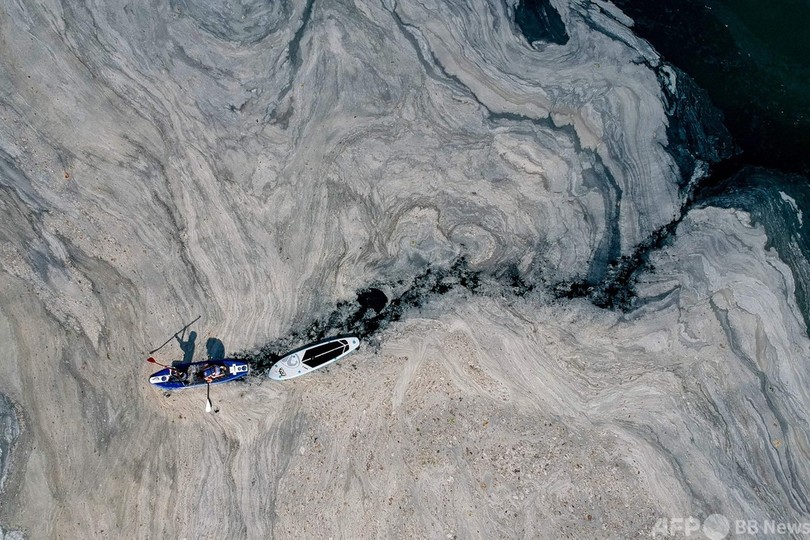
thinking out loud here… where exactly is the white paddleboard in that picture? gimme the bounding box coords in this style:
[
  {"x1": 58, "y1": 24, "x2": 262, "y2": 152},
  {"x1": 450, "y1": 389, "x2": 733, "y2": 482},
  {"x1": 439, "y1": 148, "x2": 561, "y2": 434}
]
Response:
[{"x1": 269, "y1": 336, "x2": 360, "y2": 381}]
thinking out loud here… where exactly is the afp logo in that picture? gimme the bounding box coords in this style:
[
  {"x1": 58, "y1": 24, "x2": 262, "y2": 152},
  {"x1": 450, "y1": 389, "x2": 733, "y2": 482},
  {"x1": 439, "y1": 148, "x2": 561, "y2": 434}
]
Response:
[{"x1": 650, "y1": 514, "x2": 730, "y2": 539}]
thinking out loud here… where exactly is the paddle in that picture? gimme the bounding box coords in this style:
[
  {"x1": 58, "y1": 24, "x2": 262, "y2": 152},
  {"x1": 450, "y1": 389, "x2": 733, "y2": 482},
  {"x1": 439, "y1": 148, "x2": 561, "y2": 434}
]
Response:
[
  {"x1": 146, "y1": 356, "x2": 183, "y2": 378},
  {"x1": 146, "y1": 356, "x2": 171, "y2": 370},
  {"x1": 148, "y1": 315, "x2": 201, "y2": 355}
]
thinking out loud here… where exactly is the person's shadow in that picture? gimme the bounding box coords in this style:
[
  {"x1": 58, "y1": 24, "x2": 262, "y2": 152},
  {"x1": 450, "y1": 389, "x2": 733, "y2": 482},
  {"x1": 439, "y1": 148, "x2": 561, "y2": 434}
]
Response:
[
  {"x1": 171, "y1": 331, "x2": 227, "y2": 368},
  {"x1": 206, "y1": 337, "x2": 225, "y2": 361},
  {"x1": 175, "y1": 330, "x2": 197, "y2": 364}
]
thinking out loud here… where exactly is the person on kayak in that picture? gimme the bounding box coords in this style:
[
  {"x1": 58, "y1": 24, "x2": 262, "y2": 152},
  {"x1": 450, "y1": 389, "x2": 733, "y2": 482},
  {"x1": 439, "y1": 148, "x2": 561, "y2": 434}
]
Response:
[
  {"x1": 203, "y1": 364, "x2": 224, "y2": 383},
  {"x1": 146, "y1": 357, "x2": 188, "y2": 381}
]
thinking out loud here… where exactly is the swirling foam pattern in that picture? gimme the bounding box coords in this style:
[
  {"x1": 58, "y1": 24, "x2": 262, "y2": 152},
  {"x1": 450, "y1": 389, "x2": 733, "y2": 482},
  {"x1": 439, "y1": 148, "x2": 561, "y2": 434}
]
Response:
[{"x1": 0, "y1": 0, "x2": 807, "y2": 537}]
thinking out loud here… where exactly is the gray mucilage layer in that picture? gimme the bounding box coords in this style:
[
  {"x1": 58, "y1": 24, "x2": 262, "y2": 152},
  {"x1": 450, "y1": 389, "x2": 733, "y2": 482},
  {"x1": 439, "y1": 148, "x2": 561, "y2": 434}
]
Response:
[
  {"x1": 1, "y1": 0, "x2": 809, "y2": 537},
  {"x1": 169, "y1": 0, "x2": 293, "y2": 45}
]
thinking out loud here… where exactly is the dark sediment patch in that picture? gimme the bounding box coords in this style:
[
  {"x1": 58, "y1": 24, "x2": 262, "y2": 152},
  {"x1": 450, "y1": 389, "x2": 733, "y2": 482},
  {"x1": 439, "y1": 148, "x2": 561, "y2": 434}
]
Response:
[
  {"x1": 0, "y1": 393, "x2": 20, "y2": 494},
  {"x1": 553, "y1": 217, "x2": 683, "y2": 310},
  {"x1": 356, "y1": 288, "x2": 388, "y2": 313}
]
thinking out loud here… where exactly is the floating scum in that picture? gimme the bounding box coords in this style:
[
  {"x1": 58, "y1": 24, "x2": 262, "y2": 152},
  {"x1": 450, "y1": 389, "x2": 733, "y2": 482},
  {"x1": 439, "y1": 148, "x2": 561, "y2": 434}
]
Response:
[{"x1": 2, "y1": 0, "x2": 809, "y2": 537}]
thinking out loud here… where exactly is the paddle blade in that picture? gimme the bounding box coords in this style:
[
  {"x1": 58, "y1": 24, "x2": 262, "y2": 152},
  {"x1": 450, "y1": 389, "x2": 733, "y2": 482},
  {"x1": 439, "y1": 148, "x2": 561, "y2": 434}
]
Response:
[
  {"x1": 206, "y1": 399, "x2": 212, "y2": 413},
  {"x1": 206, "y1": 382, "x2": 212, "y2": 413},
  {"x1": 146, "y1": 357, "x2": 157, "y2": 364}
]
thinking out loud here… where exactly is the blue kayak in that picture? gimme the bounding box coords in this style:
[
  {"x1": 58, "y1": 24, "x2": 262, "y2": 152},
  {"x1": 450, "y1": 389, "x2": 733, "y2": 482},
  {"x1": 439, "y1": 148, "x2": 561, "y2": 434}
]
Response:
[{"x1": 149, "y1": 360, "x2": 250, "y2": 390}]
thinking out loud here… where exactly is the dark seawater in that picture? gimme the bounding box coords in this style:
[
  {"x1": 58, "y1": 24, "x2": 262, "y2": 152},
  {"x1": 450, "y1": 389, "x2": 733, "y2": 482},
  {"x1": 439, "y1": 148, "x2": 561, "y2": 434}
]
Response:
[
  {"x1": 514, "y1": 0, "x2": 569, "y2": 45},
  {"x1": 613, "y1": 0, "x2": 810, "y2": 177}
]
